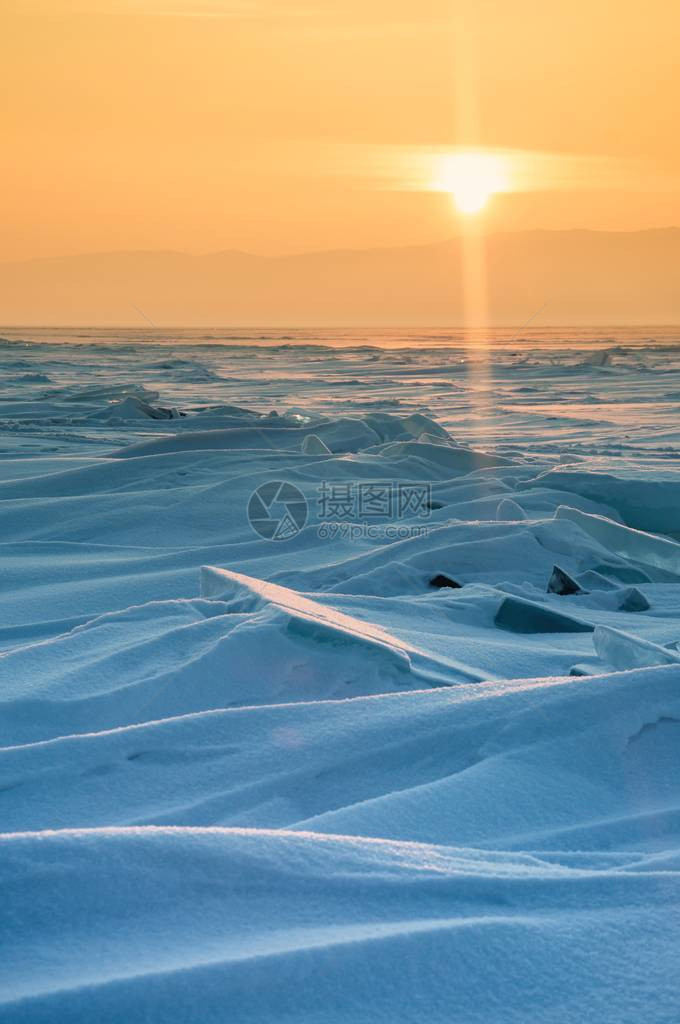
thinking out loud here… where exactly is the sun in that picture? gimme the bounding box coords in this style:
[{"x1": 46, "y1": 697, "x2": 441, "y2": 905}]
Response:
[
  {"x1": 452, "y1": 182, "x2": 492, "y2": 214},
  {"x1": 432, "y1": 151, "x2": 508, "y2": 215}
]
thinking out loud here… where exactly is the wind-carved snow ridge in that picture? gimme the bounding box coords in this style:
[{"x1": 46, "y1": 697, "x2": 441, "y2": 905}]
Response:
[{"x1": 1, "y1": 334, "x2": 680, "y2": 1022}]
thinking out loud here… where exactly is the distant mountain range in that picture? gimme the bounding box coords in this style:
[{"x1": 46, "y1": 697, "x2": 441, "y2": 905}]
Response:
[{"x1": 1, "y1": 229, "x2": 679, "y2": 326}]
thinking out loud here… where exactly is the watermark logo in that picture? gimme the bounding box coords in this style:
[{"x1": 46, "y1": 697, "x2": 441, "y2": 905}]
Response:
[
  {"x1": 318, "y1": 481, "x2": 431, "y2": 521},
  {"x1": 247, "y1": 480, "x2": 308, "y2": 541},
  {"x1": 248, "y1": 478, "x2": 433, "y2": 542}
]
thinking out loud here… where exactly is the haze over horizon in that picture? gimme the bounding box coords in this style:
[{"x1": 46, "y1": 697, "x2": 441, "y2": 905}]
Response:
[{"x1": 2, "y1": 227, "x2": 679, "y2": 327}]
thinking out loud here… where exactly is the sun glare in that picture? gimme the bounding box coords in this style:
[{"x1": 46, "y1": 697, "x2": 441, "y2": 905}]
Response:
[
  {"x1": 433, "y1": 151, "x2": 509, "y2": 215},
  {"x1": 453, "y1": 184, "x2": 491, "y2": 215}
]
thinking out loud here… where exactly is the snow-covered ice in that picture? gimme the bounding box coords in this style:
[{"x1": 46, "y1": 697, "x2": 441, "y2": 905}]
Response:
[{"x1": 0, "y1": 328, "x2": 679, "y2": 1022}]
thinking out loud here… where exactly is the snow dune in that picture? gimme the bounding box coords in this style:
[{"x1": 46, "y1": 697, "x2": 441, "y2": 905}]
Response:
[
  {"x1": 0, "y1": 333, "x2": 679, "y2": 1021},
  {"x1": 2, "y1": 827, "x2": 678, "y2": 1023}
]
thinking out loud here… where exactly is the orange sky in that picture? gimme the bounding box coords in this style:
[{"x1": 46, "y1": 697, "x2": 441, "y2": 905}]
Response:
[{"x1": 3, "y1": 0, "x2": 680, "y2": 260}]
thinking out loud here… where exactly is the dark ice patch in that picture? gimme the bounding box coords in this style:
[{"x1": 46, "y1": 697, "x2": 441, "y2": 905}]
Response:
[
  {"x1": 618, "y1": 587, "x2": 651, "y2": 612},
  {"x1": 495, "y1": 596, "x2": 594, "y2": 634},
  {"x1": 429, "y1": 574, "x2": 462, "y2": 590},
  {"x1": 547, "y1": 565, "x2": 585, "y2": 596}
]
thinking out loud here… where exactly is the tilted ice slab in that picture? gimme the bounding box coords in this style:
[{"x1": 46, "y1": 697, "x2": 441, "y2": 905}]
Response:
[
  {"x1": 496, "y1": 497, "x2": 527, "y2": 520},
  {"x1": 494, "y1": 595, "x2": 593, "y2": 634},
  {"x1": 555, "y1": 505, "x2": 680, "y2": 575},
  {"x1": 531, "y1": 469, "x2": 680, "y2": 535},
  {"x1": 301, "y1": 433, "x2": 331, "y2": 455},
  {"x1": 201, "y1": 565, "x2": 413, "y2": 663},
  {"x1": 200, "y1": 566, "x2": 492, "y2": 686},
  {"x1": 594, "y1": 625, "x2": 680, "y2": 671}
]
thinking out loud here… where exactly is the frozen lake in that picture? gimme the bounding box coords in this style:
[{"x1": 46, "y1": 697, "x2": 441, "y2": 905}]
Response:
[{"x1": 1, "y1": 329, "x2": 679, "y2": 1022}]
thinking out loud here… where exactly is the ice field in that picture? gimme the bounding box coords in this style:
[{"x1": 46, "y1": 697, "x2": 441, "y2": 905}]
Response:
[{"x1": 0, "y1": 328, "x2": 679, "y2": 1021}]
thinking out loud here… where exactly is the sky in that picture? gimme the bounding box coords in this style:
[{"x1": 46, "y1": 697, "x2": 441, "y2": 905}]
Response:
[{"x1": 2, "y1": 0, "x2": 680, "y2": 261}]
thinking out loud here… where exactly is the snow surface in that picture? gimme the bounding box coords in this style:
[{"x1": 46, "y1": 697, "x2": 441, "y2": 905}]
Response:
[{"x1": 0, "y1": 330, "x2": 679, "y2": 1022}]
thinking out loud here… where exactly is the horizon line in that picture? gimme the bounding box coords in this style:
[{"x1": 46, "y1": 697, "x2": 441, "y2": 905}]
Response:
[{"x1": 3, "y1": 224, "x2": 680, "y2": 266}]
